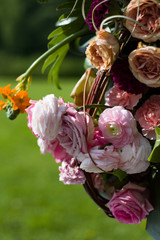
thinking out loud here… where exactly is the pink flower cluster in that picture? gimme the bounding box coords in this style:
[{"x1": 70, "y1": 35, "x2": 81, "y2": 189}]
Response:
[
  {"x1": 26, "y1": 94, "x2": 94, "y2": 185},
  {"x1": 25, "y1": 0, "x2": 160, "y2": 223},
  {"x1": 26, "y1": 92, "x2": 154, "y2": 224},
  {"x1": 78, "y1": 106, "x2": 151, "y2": 175}
]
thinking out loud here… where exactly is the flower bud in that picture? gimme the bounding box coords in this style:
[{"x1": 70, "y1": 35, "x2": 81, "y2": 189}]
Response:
[{"x1": 70, "y1": 68, "x2": 96, "y2": 106}]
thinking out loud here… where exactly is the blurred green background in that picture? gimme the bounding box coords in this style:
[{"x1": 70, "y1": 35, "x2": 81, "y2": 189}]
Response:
[{"x1": 0, "y1": 1, "x2": 153, "y2": 240}]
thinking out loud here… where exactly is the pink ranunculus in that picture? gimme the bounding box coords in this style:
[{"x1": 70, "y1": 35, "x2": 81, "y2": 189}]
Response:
[
  {"x1": 129, "y1": 46, "x2": 160, "y2": 88},
  {"x1": 105, "y1": 85, "x2": 142, "y2": 110},
  {"x1": 37, "y1": 138, "x2": 71, "y2": 163},
  {"x1": 26, "y1": 94, "x2": 67, "y2": 141},
  {"x1": 59, "y1": 158, "x2": 86, "y2": 185},
  {"x1": 98, "y1": 106, "x2": 137, "y2": 148},
  {"x1": 57, "y1": 108, "x2": 94, "y2": 158},
  {"x1": 119, "y1": 133, "x2": 151, "y2": 174},
  {"x1": 108, "y1": 182, "x2": 154, "y2": 224},
  {"x1": 135, "y1": 95, "x2": 160, "y2": 140},
  {"x1": 78, "y1": 145, "x2": 121, "y2": 173}
]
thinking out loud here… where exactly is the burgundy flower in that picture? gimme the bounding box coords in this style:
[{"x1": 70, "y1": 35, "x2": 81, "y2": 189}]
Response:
[
  {"x1": 111, "y1": 58, "x2": 148, "y2": 94},
  {"x1": 85, "y1": 0, "x2": 110, "y2": 32}
]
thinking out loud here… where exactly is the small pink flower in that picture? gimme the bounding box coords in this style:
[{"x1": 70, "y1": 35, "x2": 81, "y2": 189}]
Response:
[
  {"x1": 108, "y1": 182, "x2": 154, "y2": 224},
  {"x1": 98, "y1": 106, "x2": 137, "y2": 148},
  {"x1": 119, "y1": 133, "x2": 151, "y2": 174},
  {"x1": 58, "y1": 108, "x2": 94, "y2": 157},
  {"x1": 89, "y1": 128, "x2": 108, "y2": 148},
  {"x1": 105, "y1": 85, "x2": 142, "y2": 110},
  {"x1": 37, "y1": 138, "x2": 71, "y2": 163},
  {"x1": 135, "y1": 95, "x2": 160, "y2": 139},
  {"x1": 78, "y1": 145, "x2": 121, "y2": 173},
  {"x1": 26, "y1": 94, "x2": 67, "y2": 141},
  {"x1": 59, "y1": 158, "x2": 86, "y2": 185}
]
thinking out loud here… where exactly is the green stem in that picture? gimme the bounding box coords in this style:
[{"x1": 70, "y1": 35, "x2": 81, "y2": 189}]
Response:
[{"x1": 24, "y1": 26, "x2": 89, "y2": 78}]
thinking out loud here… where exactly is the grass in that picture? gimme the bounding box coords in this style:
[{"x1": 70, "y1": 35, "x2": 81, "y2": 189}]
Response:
[{"x1": 0, "y1": 76, "x2": 153, "y2": 240}]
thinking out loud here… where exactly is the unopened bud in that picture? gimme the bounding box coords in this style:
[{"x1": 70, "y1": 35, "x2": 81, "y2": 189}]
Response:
[{"x1": 70, "y1": 68, "x2": 96, "y2": 106}]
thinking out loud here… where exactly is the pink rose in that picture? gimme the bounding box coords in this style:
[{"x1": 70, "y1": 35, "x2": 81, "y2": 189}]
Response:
[
  {"x1": 105, "y1": 85, "x2": 142, "y2": 110},
  {"x1": 37, "y1": 138, "x2": 71, "y2": 163},
  {"x1": 119, "y1": 133, "x2": 151, "y2": 174},
  {"x1": 59, "y1": 158, "x2": 86, "y2": 185},
  {"x1": 108, "y1": 182, "x2": 154, "y2": 224},
  {"x1": 78, "y1": 145, "x2": 121, "y2": 173},
  {"x1": 124, "y1": 0, "x2": 160, "y2": 42},
  {"x1": 135, "y1": 95, "x2": 160, "y2": 139},
  {"x1": 98, "y1": 106, "x2": 137, "y2": 148},
  {"x1": 58, "y1": 108, "x2": 94, "y2": 157},
  {"x1": 85, "y1": 30, "x2": 119, "y2": 71},
  {"x1": 26, "y1": 94, "x2": 67, "y2": 141},
  {"x1": 129, "y1": 46, "x2": 160, "y2": 88}
]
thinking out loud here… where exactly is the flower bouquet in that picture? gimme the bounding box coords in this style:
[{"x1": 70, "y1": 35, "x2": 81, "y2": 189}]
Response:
[{"x1": 1, "y1": 0, "x2": 160, "y2": 239}]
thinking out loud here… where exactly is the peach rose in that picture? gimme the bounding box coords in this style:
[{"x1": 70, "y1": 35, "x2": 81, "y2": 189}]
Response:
[
  {"x1": 124, "y1": 0, "x2": 160, "y2": 43},
  {"x1": 129, "y1": 46, "x2": 160, "y2": 88},
  {"x1": 85, "y1": 30, "x2": 119, "y2": 71}
]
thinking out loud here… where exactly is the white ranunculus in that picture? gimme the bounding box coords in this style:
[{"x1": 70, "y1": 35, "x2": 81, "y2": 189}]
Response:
[{"x1": 31, "y1": 94, "x2": 66, "y2": 140}]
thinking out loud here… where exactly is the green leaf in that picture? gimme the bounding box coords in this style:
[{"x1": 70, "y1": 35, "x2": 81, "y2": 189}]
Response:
[
  {"x1": 47, "y1": 44, "x2": 69, "y2": 89},
  {"x1": 56, "y1": 17, "x2": 77, "y2": 27},
  {"x1": 148, "y1": 126, "x2": 160, "y2": 163},
  {"x1": 111, "y1": 169, "x2": 127, "y2": 181},
  {"x1": 146, "y1": 172, "x2": 160, "y2": 240},
  {"x1": 48, "y1": 27, "x2": 64, "y2": 39}
]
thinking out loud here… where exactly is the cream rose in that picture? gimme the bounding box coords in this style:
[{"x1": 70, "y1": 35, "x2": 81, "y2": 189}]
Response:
[
  {"x1": 129, "y1": 46, "x2": 160, "y2": 87},
  {"x1": 85, "y1": 30, "x2": 119, "y2": 71},
  {"x1": 124, "y1": 0, "x2": 160, "y2": 42}
]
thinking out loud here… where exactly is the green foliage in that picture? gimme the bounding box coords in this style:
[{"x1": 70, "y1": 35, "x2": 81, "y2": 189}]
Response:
[
  {"x1": 41, "y1": 0, "x2": 90, "y2": 88},
  {"x1": 111, "y1": 169, "x2": 127, "y2": 182},
  {"x1": 148, "y1": 126, "x2": 160, "y2": 163},
  {"x1": 146, "y1": 172, "x2": 160, "y2": 240}
]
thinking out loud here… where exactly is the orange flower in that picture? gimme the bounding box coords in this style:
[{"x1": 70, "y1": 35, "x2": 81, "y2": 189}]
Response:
[
  {"x1": 0, "y1": 100, "x2": 5, "y2": 110},
  {"x1": 0, "y1": 84, "x2": 12, "y2": 99},
  {"x1": 11, "y1": 91, "x2": 31, "y2": 113}
]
